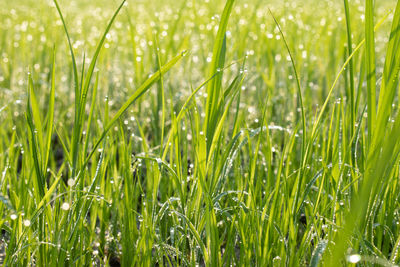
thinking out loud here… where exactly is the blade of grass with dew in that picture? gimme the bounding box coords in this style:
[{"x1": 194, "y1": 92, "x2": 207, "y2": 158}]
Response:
[
  {"x1": 305, "y1": 11, "x2": 390, "y2": 158},
  {"x1": 25, "y1": 73, "x2": 47, "y2": 266},
  {"x1": 365, "y1": 0, "x2": 377, "y2": 146},
  {"x1": 204, "y1": 0, "x2": 235, "y2": 153},
  {"x1": 43, "y1": 46, "x2": 56, "y2": 174},
  {"x1": 83, "y1": 72, "x2": 99, "y2": 157},
  {"x1": 26, "y1": 73, "x2": 45, "y2": 200},
  {"x1": 327, "y1": 1, "x2": 400, "y2": 264},
  {"x1": 207, "y1": 76, "x2": 244, "y2": 193},
  {"x1": 343, "y1": 0, "x2": 356, "y2": 137},
  {"x1": 161, "y1": 59, "x2": 242, "y2": 162},
  {"x1": 373, "y1": 0, "x2": 400, "y2": 147},
  {"x1": 154, "y1": 37, "x2": 166, "y2": 157},
  {"x1": 268, "y1": 9, "x2": 307, "y2": 221}
]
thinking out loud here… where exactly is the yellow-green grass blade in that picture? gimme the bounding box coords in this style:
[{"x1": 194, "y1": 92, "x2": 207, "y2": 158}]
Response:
[
  {"x1": 365, "y1": 0, "x2": 377, "y2": 146},
  {"x1": 43, "y1": 47, "x2": 56, "y2": 172},
  {"x1": 26, "y1": 74, "x2": 45, "y2": 200},
  {"x1": 373, "y1": 0, "x2": 400, "y2": 147},
  {"x1": 53, "y1": 0, "x2": 79, "y2": 121},
  {"x1": 343, "y1": 0, "x2": 356, "y2": 135},
  {"x1": 204, "y1": 0, "x2": 235, "y2": 150},
  {"x1": 83, "y1": 72, "x2": 99, "y2": 157}
]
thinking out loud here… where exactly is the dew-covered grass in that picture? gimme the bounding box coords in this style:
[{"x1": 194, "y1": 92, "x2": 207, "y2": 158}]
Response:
[{"x1": 1, "y1": 0, "x2": 400, "y2": 266}]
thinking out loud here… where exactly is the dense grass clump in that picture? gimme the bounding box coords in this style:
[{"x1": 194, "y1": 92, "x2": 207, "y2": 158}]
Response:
[{"x1": 1, "y1": 0, "x2": 400, "y2": 266}]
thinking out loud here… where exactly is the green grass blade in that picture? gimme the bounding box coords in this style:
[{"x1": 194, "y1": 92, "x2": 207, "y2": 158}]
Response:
[
  {"x1": 343, "y1": 0, "x2": 356, "y2": 135},
  {"x1": 36, "y1": 174, "x2": 62, "y2": 212},
  {"x1": 26, "y1": 74, "x2": 45, "y2": 199},
  {"x1": 204, "y1": 0, "x2": 235, "y2": 147},
  {"x1": 53, "y1": 0, "x2": 80, "y2": 119},
  {"x1": 310, "y1": 240, "x2": 328, "y2": 267},
  {"x1": 373, "y1": 0, "x2": 400, "y2": 146},
  {"x1": 365, "y1": 0, "x2": 377, "y2": 145},
  {"x1": 44, "y1": 46, "x2": 56, "y2": 171},
  {"x1": 83, "y1": 72, "x2": 99, "y2": 157}
]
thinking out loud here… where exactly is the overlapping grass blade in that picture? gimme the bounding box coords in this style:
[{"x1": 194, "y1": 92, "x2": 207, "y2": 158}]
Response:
[
  {"x1": 365, "y1": 0, "x2": 377, "y2": 145},
  {"x1": 327, "y1": 1, "x2": 400, "y2": 264},
  {"x1": 84, "y1": 51, "x2": 186, "y2": 168},
  {"x1": 204, "y1": 0, "x2": 235, "y2": 151}
]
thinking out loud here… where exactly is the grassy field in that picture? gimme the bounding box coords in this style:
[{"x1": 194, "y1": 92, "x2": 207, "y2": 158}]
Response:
[{"x1": 1, "y1": 0, "x2": 400, "y2": 266}]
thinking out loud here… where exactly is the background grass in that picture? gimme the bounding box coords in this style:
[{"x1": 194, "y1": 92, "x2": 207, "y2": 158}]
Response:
[{"x1": 1, "y1": 0, "x2": 400, "y2": 266}]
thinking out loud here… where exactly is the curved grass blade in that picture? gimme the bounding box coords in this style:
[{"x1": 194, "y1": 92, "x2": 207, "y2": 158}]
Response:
[
  {"x1": 84, "y1": 51, "x2": 186, "y2": 169},
  {"x1": 43, "y1": 46, "x2": 56, "y2": 171},
  {"x1": 53, "y1": 0, "x2": 79, "y2": 118},
  {"x1": 204, "y1": 0, "x2": 235, "y2": 149},
  {"x1": 373, "y1": 0, "x2": 400, "y2": 147}
]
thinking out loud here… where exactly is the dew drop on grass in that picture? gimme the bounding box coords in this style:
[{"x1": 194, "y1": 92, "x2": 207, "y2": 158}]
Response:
[
  {"x1": 273, "y1": 256, "x2": 281, "y2": 262},
  {"x1": 346, "y1": 254, "x2": 361, "y2": 263},
  {"x1": 61, "y1": 202, "x2": 70, "y2": 211}
]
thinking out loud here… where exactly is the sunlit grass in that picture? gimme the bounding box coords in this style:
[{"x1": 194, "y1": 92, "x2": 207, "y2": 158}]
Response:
[{"x1": 1, "y1": 0, "x2": 400, "y2": 266}]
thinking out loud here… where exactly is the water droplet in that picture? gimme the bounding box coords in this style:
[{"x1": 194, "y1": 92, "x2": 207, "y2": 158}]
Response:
[
  {"x1": 347, "y1": 254, "x2": 361, "y2": 263},
  {"x1": 61, "y1": 202, "x2": 70, "y2": 211},
  {"x1": 67, "y1": 179, "x2": 75, "y2": 187}
]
